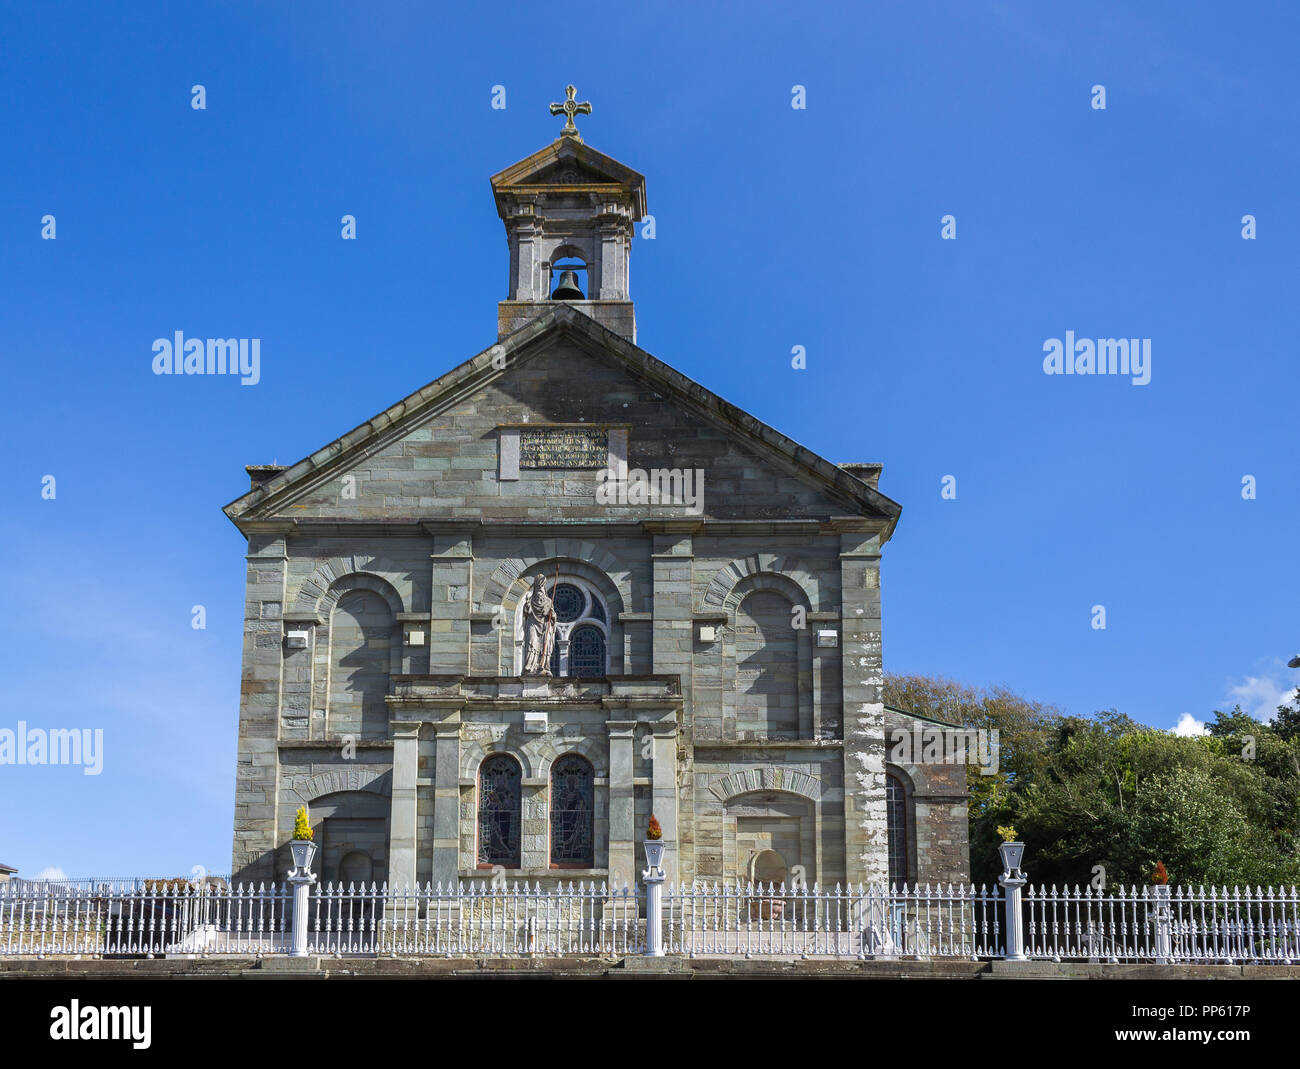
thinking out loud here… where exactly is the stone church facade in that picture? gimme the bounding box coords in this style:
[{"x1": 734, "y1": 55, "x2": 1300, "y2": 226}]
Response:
[{"x1": 226, "y1": 105, "x2": 969, "y2": 891}]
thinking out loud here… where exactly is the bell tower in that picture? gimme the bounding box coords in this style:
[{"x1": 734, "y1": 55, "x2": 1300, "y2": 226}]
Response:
[{"x1": 491, "y1": 85, "x2": 647, "y2": 343}]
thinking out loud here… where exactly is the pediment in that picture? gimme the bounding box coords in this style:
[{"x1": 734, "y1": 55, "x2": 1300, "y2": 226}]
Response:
[
  {"x1": 522, "y1": 159, "x2": 615, "y2": 186},
  {"x1": 224, "y1": 306, "x2": 899, "y2": 531},
  {"x1": 491, "y1": 139, "x2": 647, "y2": 218}
]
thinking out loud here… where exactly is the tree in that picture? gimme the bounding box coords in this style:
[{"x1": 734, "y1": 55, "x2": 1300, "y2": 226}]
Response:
[
  {"x1": 884, "y1": 674, "x2": 1060, "y2": 883},
  {"x1": 885, "y1": 674, "x2": 1300, "y2": 888}
]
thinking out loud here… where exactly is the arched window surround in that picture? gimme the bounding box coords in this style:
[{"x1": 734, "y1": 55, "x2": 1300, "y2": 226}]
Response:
[
  {"x1": 477, "y1": 754, "x2": 523, "y2": 868},
  {"x1": 720, "y1": 573, "x2": 814, "y2": 742},
  {"x1": 884, "y1": 768, "x2": 915, "y2": 889},
  {"x1": 513, "y1": 574, "x2": 610, "y2": 678},
  {"x1": 305, "y1": 572, "x2": 404, "y2": 743},
  {"x1": 549, "y1": 754, "x2": 595, "y2": 868}
]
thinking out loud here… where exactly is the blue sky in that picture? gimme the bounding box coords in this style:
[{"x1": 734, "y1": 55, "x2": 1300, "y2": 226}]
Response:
[{"x1": 1, "y1": 1, "x2": 1295, "y2": 875}]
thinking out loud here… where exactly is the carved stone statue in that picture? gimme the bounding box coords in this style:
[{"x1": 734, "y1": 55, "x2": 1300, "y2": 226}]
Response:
[{"x1": 521, "y1": 575, "x2": 556, "y2": 676}]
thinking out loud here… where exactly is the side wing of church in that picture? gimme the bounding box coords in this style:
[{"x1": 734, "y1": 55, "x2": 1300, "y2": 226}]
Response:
[{"x1": 224, "y1": 100, "x2": 969, "y2": 891}]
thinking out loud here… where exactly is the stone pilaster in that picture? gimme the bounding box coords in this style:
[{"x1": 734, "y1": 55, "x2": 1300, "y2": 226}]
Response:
[
  {"x1": 606, "y1": 720, "x2": 636, "y2": 887},
  {"x1": 431, "y1": 724, "x2": 462, "y2": 884},
  {"x1": 231, "y1": 526, "x2": 290, "y2": 883},
  {"x1": 648, "y1": 523, "x2": 693, "y2": 885},
  {"x1": 595, "y1": 208, "x2": 632, "y2": 299},
  {"x1": 648, "y1": 522, "x2": 695, "y2": 685},
  {"x1": 838, "y1": 524, "x2": 887, "y2": 886},
  {"x1": 426, "y1": 525, "x2": 473, "y2": 673},
  {"x1": 388, "y1": 723, "x2": 421, "y2": 889},
  {"x1": 650, "y1": 723, "x2": 679, "y2": 882}
]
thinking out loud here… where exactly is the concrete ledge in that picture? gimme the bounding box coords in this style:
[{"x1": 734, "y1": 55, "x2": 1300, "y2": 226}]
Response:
[
  {"x1": 3, "y1": 956, "x2": 1297, "y2": 980},
  {"x1": 987, "y1": 960, "x2": 1296, "y2": 980},
  {"x1": 0, "y1": 956, "x2": 983, "y2": 980}
]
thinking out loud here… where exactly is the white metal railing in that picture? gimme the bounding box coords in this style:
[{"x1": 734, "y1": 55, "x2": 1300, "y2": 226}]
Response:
[
  {"x1": 4, "y1": 877, "x2": 1298, "y2": 964},
  {"x1": 0, "y1": 880, "x2": 290, "y2": 956},
  {"x1": 1024, "y1": 884, "x2": 1300, "y2": 964},
  {"x1": 307, "y1": 881, "x2": 644, "y2": 956},
  {"x1": 664, "y1": 881, "x2": 1004, "y2": 959},
  {"x1": 4, "y1": 876, "x2": 232, "y2": 891}
]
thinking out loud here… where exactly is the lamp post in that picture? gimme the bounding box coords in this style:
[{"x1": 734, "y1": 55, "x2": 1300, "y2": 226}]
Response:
[
  {"x1": 997, "y1": 840, "x2": 1028, "y2": 962},
  {"x1": 643, "y1": 817, "x2": 666, "y2": 957},
  {"x1": 287, "y1": 808, "x2": 318, "y2": 959}
]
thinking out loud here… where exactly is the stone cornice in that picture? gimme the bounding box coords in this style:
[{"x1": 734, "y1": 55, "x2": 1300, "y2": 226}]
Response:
[
  {"x1": 235, "y1": 519, "x2": 296, "y2": 536},
  {"x1": 641, "y1": 520, "x2": 702, "y2": 536},
  {"x1": 233, "y1": 516, "x2": 889, "y2": 542},
  {"x1": 387, "y1": 675, "x2": 682, "y2": 712},
  {"x1": 695, "y1": 740, "x2": 844, "y2": 752},
  {"x1": 277, "y1": 740, "x2": 394, "y2": 751}
]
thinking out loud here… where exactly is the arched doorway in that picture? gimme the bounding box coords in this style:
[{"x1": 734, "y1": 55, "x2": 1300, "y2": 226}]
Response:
[{"x1": 749, "y1": 848, "x2": 787, "y2": 887}]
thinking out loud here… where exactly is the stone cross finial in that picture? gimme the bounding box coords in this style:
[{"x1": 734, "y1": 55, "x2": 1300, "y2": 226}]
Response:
[{"x1": 549, "y1": 84, "x2": 591, "y2": 141}]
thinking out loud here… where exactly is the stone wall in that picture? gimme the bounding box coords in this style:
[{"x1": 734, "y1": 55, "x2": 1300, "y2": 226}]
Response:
[
  {"x1": 226, "y1": 328, "x2": 965, "y2": 889},
  {"x1": 230, "y1": 523, "x2": 973, "y2": 888}
]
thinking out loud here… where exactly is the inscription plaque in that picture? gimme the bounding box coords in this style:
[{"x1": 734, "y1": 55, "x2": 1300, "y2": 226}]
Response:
[{"x1": 519, "y1": 426, "x2": 608, "y2": 469}]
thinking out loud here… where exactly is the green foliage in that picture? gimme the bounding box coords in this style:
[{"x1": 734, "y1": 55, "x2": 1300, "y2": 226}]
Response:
[
  {"x1": 883, "y1": 674, "x2": 1059, "y2": 883},
  {"x1": 885, "y1": 675, "x2": 1300, "y2": 888},
  {"x1": 293, "y1": 806, "x2": 314, "y2": 841}
]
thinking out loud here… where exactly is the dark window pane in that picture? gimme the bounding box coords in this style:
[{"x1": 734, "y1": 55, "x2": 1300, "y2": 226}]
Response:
[
  {"x1": 886, "y1": 775, "x2": 907, "y2": 888},
  {"x1": 553, "y1": 583, "x2": 584, "y2": 623},
  {"x1": 588, "y1": 596, "x2": 606, "y2": 623},
  {"x1": 478, "y1": 756, "x2": 521, "y2": 867},
  {"x1": 568, "y1": 625, "x2": 605, "y2": 678},
  {"x1": 550, "y1": 756, "x2": 594, "y2": 866}
]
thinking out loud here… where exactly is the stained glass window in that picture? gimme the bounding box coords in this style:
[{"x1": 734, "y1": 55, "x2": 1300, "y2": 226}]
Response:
[
  {"x1": 568, "y1": 625, "x2": 606, "y2": 678},
  {"x1": 478, "y1": 755, "x2": 521, "y2": 867},
  {"x1": 553, "y1": 583, "x2": 584, "y2": 623},
  {"x1": 886, "y1": 774, "x2": 908, "y2": 888},
  {"x1": 550, "y1": 755, "x2": 594, "y2": 867},
  {"x1": 542, "y1": 579, "x2": 610, "y2": 678}
]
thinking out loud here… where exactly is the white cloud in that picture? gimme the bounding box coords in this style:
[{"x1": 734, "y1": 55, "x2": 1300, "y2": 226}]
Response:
[
  {"x1": 1227, "y1": 673, "x2": 1298, "y2": 722},
  {"x1": 1173, "y1": 712, "x2": 1207, "y2": 737},
  {"x1": 34, "y1": 867, "x2": 67, "y2": 882}
]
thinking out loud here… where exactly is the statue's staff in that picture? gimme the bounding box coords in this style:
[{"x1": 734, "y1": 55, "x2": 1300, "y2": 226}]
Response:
[{"x1": 541, "y1": 563, "x2": 559, "y2": 676}]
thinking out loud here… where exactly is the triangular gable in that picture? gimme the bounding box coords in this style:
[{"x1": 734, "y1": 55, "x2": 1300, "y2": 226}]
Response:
[
  {"x1": 491, "y1": 138, "x2": 647, "y2": 219},
  {"x1": 224, "y1": 305, "x2": 901, "y2": 531}
]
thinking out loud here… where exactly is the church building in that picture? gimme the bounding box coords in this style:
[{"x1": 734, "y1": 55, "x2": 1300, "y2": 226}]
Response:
[{"x1": 225, "y1": 88, "x2": 969, "y2": 892}]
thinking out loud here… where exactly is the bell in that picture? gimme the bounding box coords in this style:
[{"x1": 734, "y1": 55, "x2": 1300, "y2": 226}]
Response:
[{"x1": 550, "y1": 269, "x2": 585, "y2": 300}]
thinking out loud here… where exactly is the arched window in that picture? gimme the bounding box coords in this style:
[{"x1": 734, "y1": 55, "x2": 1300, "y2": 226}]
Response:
[
  {"x1": 478, "y1": 755, "x2": 521, "y2": 867},
  {"x1": 734, "y1": 589, "x2": 799, "y2": 738},
  {"x1": 550, "y1": 755, "x2": 594, "y2": 867},
  {"x1": 328, "y1": 589, "x2": 393, "y2": 738},
  {"x1": 529, "y1": 578, "x2": 609, "y2": 678},
  {"x1": 886, "y1": 774, "x2": 908, "y2": 888},
  {"x1": 567, "y1": 625, "x2": 606, "y2": 678}
]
